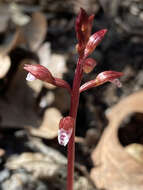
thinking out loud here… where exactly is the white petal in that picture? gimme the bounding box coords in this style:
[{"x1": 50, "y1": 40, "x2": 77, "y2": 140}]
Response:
[
  {"x1": 110, "y1": 79, "x2": 122, "y2": 88},
  {"x1": 58, "y1": 128, "x2": 72, "y2": 146},
  {"x1": 26, "y1": 72, "x2": 36, "y2": 81}
]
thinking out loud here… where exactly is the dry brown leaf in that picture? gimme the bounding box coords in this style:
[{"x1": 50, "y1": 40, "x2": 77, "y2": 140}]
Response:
[
  {"x1": 54, "y1": 88, "x2": 70, "y2": 112},
  {"x1": 0, "y1": 30, "x2": 23, "y2": 55},
  {"x1": 27, "y1": 77, "x2": 43, "y2": 94},
  {"x1": 6, "y1": 151, "x2": 94, "y2": 190},
  {"x1": 21, "y1": 59, "x2": 43, "y2": 94},
  {"x1": 73, "y1": 0, "x2": 100, "y2": 14},
  {"x1": 125, "y1": 143, "x2": 143, "y2": 164},
  {"x1": 0, "y1": 148, "x2": 5, "y2": 157},
  {"x1": 0, "y1": 4, "x2": 28, "y2": 55},
  {"x1": 28, "y1": 138, "x2": 67, "y2": 164},
  {"x1": 0, "y1": 54, "x2": 11, "y2": 78},
  {"x1": 0, "y1": 64, "x2": 39, "y2": 128},
  {"x1": 0, "y1": 4, "x2": 10, "y2": 33},
  {"x1": 29, "y1": 107, "x2": 62, "y2": 139},
  {"x1": 37, "y1": 42, "x2": 68, "y2": 89},
  {"x1": 37, "y1": 42, "x2": 51, "y2": 67},
  {"x1": 21, "y1": 12, "x2": 47, "y2": 51},
  {"x1": 39, "y1": 91, "x2": 55, "y2": 108},
  {"x1": 91, "y1": 90, "x2": 143, "y2": 190},
  {"x1": 6, "y1": 152, "x2": 66, "y2": 179},
  {"x1": 43, "y1": 53, "x2": 68, "y2": 89},
  {"x1": 48, "y1": 53, "x2": 67, "y2": 78},
  {"x1": 0, "y1": 11, "x2": 46, "y2": 54},
  {"x1": 10, "y1": 3, "x2": 30, "y2": 26}
]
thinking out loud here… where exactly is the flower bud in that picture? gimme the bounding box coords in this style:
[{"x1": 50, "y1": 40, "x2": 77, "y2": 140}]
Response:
[
  {"x1": 96, "y1": 71, "x2": 123, "y2": 85},
  {"x1": 85, "y1": 15, "x2": 94, "y2": 41},
  {"x1": 24, "y1": 64, "x2": 71, "y2": 93},
  {"x1": 24, "y1": 64, "x2": 54, "y2": 84},
  {"x1": 76, "y1": 8, "x2": 87, "y2": 49},
  {"x1": 58, "y1": 116, "x2": 74, "y2": 146},
  {"x1": 76, "y1": 8, "x2": 94, "y2": 56},
  {"x1": 84, "y1": 29, "x2": 107, "y2": 58},
  {"x1": 83, "y1": 58, "x2": 97, "y2": 73},
  {"x1": 80, "y1": 71, "x2": 123, "y2": 93}
]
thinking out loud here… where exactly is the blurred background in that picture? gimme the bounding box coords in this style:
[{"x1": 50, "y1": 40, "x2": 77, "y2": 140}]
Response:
[{"x1": 0, "y1": 0, "x2": 143, "y2": 190}]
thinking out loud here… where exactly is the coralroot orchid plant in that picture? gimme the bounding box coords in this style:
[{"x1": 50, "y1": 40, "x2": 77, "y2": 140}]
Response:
[{"x1": 24, "y1": 8, "x2": 123, "y2": 190}]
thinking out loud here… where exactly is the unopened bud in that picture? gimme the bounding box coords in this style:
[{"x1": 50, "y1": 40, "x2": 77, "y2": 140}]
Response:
[
  {"x1": 24, "y1": 64, "x2": 54, "y2": 83},
  {"x1": 84, "y1": 29, "x2": 107, "y2": 58},
  {"x1": 80, "y1": 70, "x2": 123, "y2": 93},
  {"x1": 24, "y1": 64, "x2": 71, "y2": 93},
  {"x1": 83, "y1": 58, "x2": 97, "y2": 73},
  {"x1": 58, "y1": 116, "x2": 74, "y2": 146},
  {"x1": 96, "y1": 71, "x2": 123, "y2": 85},
  {"x1": 75, "y1": 8, "x2": 95, "y2": 56}
]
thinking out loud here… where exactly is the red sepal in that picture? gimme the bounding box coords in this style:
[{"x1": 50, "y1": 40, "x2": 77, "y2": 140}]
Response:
[
  {"x1": 24, "y1": 64, "x2": 71, "y2": 93},
  {"x1": 80, "y1": 71, "x2": 123, "y2": 93},
  {"x1": 84, "y1": 29, "x2": 107, "y2": 58},
  {"x1": 24, "y1": 64, "x2": 54, "y2": 83}
]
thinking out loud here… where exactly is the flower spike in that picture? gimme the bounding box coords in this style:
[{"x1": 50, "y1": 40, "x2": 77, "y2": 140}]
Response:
[
  {"x1": 23, "y1": 8, "x2": 124, "y2": 190},
  {"x1": 58, "y1": 116, "x2": 74, "y2": 146},
  {"x1": 80, "y1": 71, "x2": 123, "y2": 93}
]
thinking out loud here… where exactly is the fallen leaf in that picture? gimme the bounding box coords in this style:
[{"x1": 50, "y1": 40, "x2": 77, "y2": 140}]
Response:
[
  {"x1": 125, "y1": 143, "x2": 143, "y2": 164},
  {"x1": 37, "y1": 42, "x2": 68, "y2": 89},
  {"x1": 0, "y1": 11, "x2": 46, "y2": 54},
  {"x1": 0, "y1": 54, "x2": 11, "y2": 78},
  {"x1": 91, "y1": 90, "x2": 143, "y2": 190},
  {"x1": 29, "y1": 107, "x2": 62, "y2": 139},
  {"x1": 6, "y1": 152, "x2": 66, "y2": 179},
  {"x1": 39, "y1": 91, "x2": 55, "y2": 108},
  {"x1": 2, "y1": 172, "x2": 47, "y2": 190},
  {"x1": 37, "y1": 42, "x2": 51, "y2": 67},
  {"x1": 0, "y1": 64, "x2": 39, "y2": 128},
  {"x1": 0, "y1": 4, "x2": 10, "y2": 33},
  {"x1": 6, "y1": 149, "x2": 94, "y2": 190},
  {"x1": 21, "y1": 12, "x2": 47, "y2": 51},
  {"x1": 10, "y1": 3, "x2": 30, "y2": 26},
  {"x1": 73, "y1": 0, "x2": 100, "y2": 14},
  {"x1": 54, "y1": 88, "x2": 70, "y2": 112},
  {"x1": 44, "y1": 53, "x2": 68, "y2": 89},
  {"x1": 0, "y1": 148, "x2": 5, "y2": 157},
  {"x1": 0, "y1": 30, "x2": 23, "y2": 55},
  {"x1": 49, "y1": 53, "x2": 67, "y2": 79}
]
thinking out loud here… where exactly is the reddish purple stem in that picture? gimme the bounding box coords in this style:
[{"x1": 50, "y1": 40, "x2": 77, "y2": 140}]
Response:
[{"x1": 67, "y1": 57, "x2": 84, "y2": 190}]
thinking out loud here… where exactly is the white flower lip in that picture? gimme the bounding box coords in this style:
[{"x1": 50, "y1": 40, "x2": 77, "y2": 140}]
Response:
[
  {"x1": 110, "y1": 78, "x2": 122, "y2": 88},
  {"x1": 58, "y1": 128, "x2": 72, "y2": 147},
  {"x1": 26, "y1": 72, "x2": 36, "y2": 81}
]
